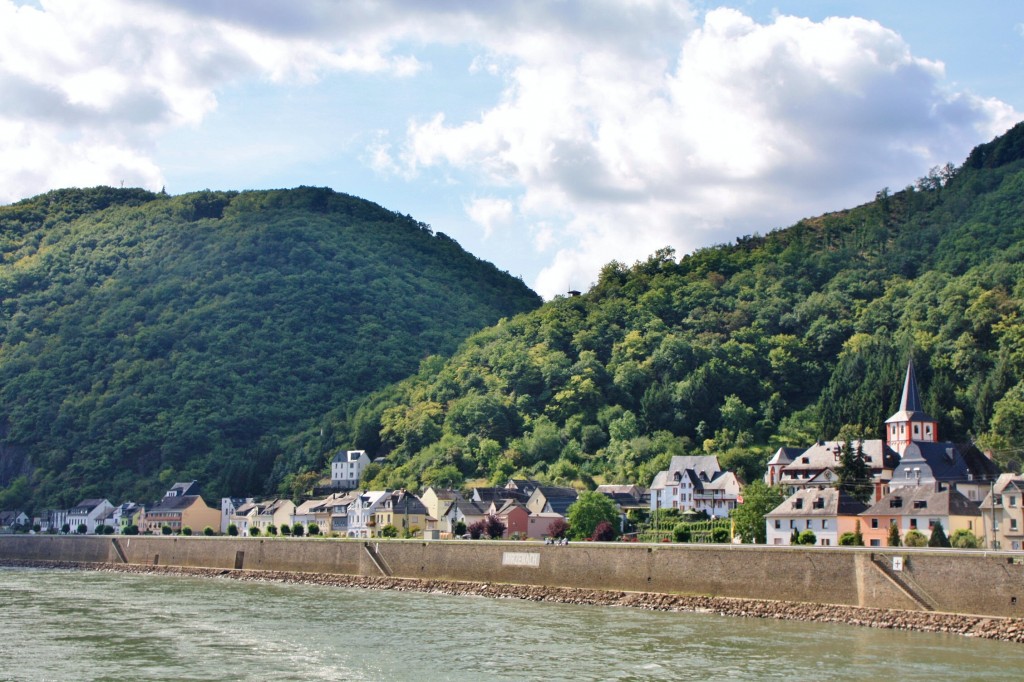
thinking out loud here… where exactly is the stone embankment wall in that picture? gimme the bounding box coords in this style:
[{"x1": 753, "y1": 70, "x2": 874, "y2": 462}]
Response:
[{"x1": 2, "y1": 535, "x2": 1023, "y2": 618}]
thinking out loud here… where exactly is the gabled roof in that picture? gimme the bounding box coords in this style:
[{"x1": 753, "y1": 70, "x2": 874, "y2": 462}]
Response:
[
  {"x1": 895, "y1": 442, "x2": 970, "y2": 482},
  {"x1": 862, "y1": 484, "x2": 980, "y2": 517},
  {"x1": 147, "y1": 495, "x2": 205, "y2": 513},
  {"x1": 69, "y1": 499, "x2": 109, "y2": 514},
  {"x1": 768, "y1": 447, "x2": 802, "y2": 466},
  {"x1": 784, "y1": 440, "x2": 897, "y2": 472},
  {"x1": 384, "y1": 491, "x2": 428, "y2": 516},
  {"x1": 766, "y1": 488, "x2": 868, "y2": 518}
]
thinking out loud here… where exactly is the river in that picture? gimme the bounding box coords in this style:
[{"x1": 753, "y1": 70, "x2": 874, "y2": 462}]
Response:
[{"x1": 2, "y1": 566, "x2": 1023, "y2": 681}]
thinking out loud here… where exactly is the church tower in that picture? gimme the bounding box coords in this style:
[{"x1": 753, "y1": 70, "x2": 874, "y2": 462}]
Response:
[{"x1": 884, "y1": 360, "x2": 938, "y2": 455}]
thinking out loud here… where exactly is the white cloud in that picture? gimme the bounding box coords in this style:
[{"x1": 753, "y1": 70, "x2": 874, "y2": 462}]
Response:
[
  {"x1": 394, "y1": 7, "x2": 1020, "y2": 296},
  {"x1": 465, "y1": 197, "x2": 513, "y2": 238}
]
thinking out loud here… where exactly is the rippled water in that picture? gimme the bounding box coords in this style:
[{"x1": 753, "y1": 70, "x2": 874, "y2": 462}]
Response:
[{"x1": 2, "y1": 566, "x2": 1024, "y2": 681}]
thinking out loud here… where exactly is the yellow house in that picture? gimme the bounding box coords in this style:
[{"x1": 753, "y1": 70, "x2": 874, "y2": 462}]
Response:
[
  {"x1": 141, "y1": 495, "x2": 221, "y2": 534},
  {"x1": 374, "y1": 491, "x2": 435, "y2": 537}
]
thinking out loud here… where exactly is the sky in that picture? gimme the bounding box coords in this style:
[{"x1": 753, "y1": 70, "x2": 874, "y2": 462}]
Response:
[{"x1": 1, "y1": 1, "x2": 1022, "y2": 299}]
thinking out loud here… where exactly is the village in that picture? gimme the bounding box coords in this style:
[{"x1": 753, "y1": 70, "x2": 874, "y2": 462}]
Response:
[{"x1": 4, "y1": 361, "x2": 1024, "y2": 552}]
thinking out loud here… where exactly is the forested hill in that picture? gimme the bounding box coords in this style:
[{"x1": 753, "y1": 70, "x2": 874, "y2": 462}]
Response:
[
  {"x1": 0, "y1": 187, "x2": 541, "y2": 508},
  {"x1": 336, "y1": 121, "x2": 1024, "y2": 493}
]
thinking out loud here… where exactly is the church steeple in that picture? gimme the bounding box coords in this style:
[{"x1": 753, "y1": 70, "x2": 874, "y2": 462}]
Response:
[{"x1": 885, "y1": 360, "x2": 938, "y2": 455}]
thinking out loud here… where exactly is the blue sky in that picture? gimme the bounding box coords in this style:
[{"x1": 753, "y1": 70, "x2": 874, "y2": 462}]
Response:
[{"x1": 2, "y1": 1, "x2": 1021, "y2": 298}]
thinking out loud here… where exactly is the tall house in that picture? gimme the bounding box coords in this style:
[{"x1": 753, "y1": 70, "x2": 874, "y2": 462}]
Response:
[{"x1": 884, "y1": 361, "x2": 939, "y2": 456}]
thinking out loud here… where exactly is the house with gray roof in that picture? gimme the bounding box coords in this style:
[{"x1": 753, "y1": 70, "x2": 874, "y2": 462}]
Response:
[
  {"x1": 650, "y1": 456, "x2": 741, "y2": 518},
  {"x1": 765, "y1": 488, "x2": 868, "y2": 546}
]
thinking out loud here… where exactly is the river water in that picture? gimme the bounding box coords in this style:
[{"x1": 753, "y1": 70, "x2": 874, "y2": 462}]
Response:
[{"x1": 2, "y1": 567, "x2": 1023, "y2": 681}]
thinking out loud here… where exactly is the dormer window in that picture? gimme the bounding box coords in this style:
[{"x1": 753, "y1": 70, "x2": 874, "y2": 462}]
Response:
[
  {"x1": 890, "y1": 497, "x2": 903, "y2": 509},
  {"x1": 794, "y1": 499, "x2": 804, "y2": 510},
  {"x1": 813, "y1": 497, "x2": 825, "y2": 509},
  {"x1": 913, "y1": 500, "x2": 927, "y2": 509}
]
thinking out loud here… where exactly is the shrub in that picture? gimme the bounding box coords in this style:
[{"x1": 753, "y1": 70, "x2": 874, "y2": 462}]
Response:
[
  {"x1": 950, "y1": 528, "x2": 981, "y2": 549},
  {"x1": 161, "y1": 525, "x2": 172, "y2": 536},
  {"x1": 227, "y1": 523, "x2": 238, "y2": 537},
  {"x1": 182, "y1": 527, "x2": 193, "y2": 536},
  {"x1": 61, "y1": 524, "x2": 71, "y2": 534},
  {"x1": 673, "y1": 524, "x2": 691, "y2": 543},
  {"x1": 838, "y1": 532, "x2": 859, "y2": 546},
  {"x1": 546, "y1": 518, "x2": 569, "y2": 539},
  {"x1": 307, "y1": 523, "x2": 320, "y2": 536},
  {"x1": 124, "y1": 524, "x2": 139, "y2": 536},
  {"x1": 380, "y1": 524, "x2": 399, "y2": 538},
  {"x1": 266, "y1": 524, "x2": 277, "y2": 536},
  {"x1": 203, "y1": 526, "x2": 214, "y2": 536},
  {"x1": 280, "y1": 524, "x2": 291, "y2": 536},
  {"x1": 789, "y1": 529, "x2": 799, "y2": 545},
  {"x1": 796, "y1": 530, "x2": 817, "y2": 545},
  {"x1": 453, "y1": 520, "x2": 467, "y2": 537},
  {"x1": 711, "y1": 527, "x2": 730, "y2": 543},
  {"x1": 77, "y1": 523, "x2": 88, "y2": 534},
  {"x1": 484, "y1": 514, "x2": 506, "y2": 540},
  {"x1": 591, "y1": 520, "x2": 616, "y2": 542},
  {"x1": 467, "y1": 519, "x2": 486, "y2": 539},
  {"x1": 292, "y1": 523, "x2": 304, "y2": 537},
  {"x1": 904, "y1": 530, "x2": 928, "y2": 547},
  {"x1": 249, "y1": 527, "x2": 260, "y2": 537}
]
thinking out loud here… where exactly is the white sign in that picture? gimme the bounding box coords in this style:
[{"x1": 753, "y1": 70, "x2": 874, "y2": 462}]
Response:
[
  {"x1": 502, "y1": 551, "x2": 540, "y2": 568},
  {"x1": 892, "y1": 557, "x2": 904, "y2": 572}
]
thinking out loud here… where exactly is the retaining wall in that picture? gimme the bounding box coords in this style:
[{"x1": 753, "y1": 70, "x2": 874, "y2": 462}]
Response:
[{"x1": 2, "y1": 535, "x2": 1022, "y2": 617}]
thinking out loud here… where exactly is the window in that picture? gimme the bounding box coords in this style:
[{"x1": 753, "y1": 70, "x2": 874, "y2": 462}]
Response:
[
  {"x1": 909, "y1": 519, "x2": 917, "y2": 529},
  {"x1": 1012, "y1": 519, "x2": 1019, "y2": 531},
  {"x1": 870, "y1": 539, "x2": 881, "y2": 547},
  {"x1": 913, "y1": 424, "x2": 920, "y2": 435},
  {"x1": 928, "y1": 518, "x2": 939, "y2": 529},
  {"x1": 774, "y1": 520, "x2": 781, "y2": 529},
  {"x1": 913, "y1": 500, "x2": 927, "y2": 509},
  {"x1": 890, "y1": 498, "x2": 903, "y2": 509},
  {"x1": 905, "y1": 470, "x2": 912, "y2": 479},
  {"x1": 822, "y1": 519, "x2": 829, "y2": 530},
  {"x1": 871, "y1": 518, "x2": 879, "y2": 529},
  {"x1": 806, "y1": 520, "x2": 812, "y2": 529},
  {"x1": 1010, "y1": 496, "x2": 1017, "y2": 508},
  {"x1": 794, "y1": 499, "x2": 803, "y2": 510},
  {"x1": 821, "y1": 539, "x2": 830, "y2": 546}
]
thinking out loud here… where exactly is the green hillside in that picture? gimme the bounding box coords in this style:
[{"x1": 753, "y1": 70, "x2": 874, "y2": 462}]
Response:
[
  {"x1": 0, "y1": 187, "x2": 541, "y2": 508},
  {"x1": 336, "y1": 122, "x2": 1024, "y2": 492}
]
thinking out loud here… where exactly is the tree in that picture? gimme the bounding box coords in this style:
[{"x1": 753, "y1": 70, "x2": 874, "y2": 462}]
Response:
[
  {"x1": 904, "y1": 529, "x2": 928, "y2": 547},
  {"x1": 950, "y1": 528, "x2": 981, "y2": 548},
  {"x1": 227, "y1": 523, "x2": 238, "y2": 537},
  {"x1": 161, "y1": 525, "x2": 172, "y2": 535},
  {"x1": 546, "y1": 518, "x2": 569, "y2": 539},
  {"x1": 182, "y1": 527, "x2": 193, "y2": 536},
  {"x1": 484, "y1": 514, "x2": 507, "y2": 540},
  {"x1": 566, "y1": 491, "x2": 619, "y2": 541},
  {"x1": 730, "y1": 481, "x2": 784, "y2": 544},
  {"x1": 249, "y1": 527, "x2": 260, "y2": 536},
  {"x1": 928, "y1": 521, "x2": 950, "y2": 547},
  {"x1": 887, "y1": 521, "x2": 901, "y2": 547},
  {"x1": 292, "y1": 522, "x2": 304, "y2": 537},
  {"x1": 853, "y1": 519, "x2": 864, "y2": 546},
  {"x1": 124, "y1": 524, "x2": 139, "y2": 536},
  {"x1": 453, "y1": 520, "x2": 467, "y2": 537},
  {"x1": 307, "y1": 522, "x2": 320, "y2": 536},
  {"x1": 266, "y1": 524, "x2": 277, "y2": 536},
  {"x1": 796, "y1": 530, "x2": 817, "y2": 545},
  {"x1": 61, "y1": 523, "x2": 71, "y2": 534},
  {"x1": 203, "y1": 526, "x2": 214, "y2": 536},
  {"x1": 76, "y1": 523, "x2": 87, "y2": 534},
  {"x1": 835, "y1": 439, "x2": 872, "y2": 503},
  {"x1": 280, "y1": 523, "x2": 291, "y2": 536},
  {"x1": 379, "y1": 524, "x2": 399, "y2": 538}
]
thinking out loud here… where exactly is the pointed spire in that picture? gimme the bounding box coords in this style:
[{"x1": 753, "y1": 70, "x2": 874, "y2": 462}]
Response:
[{"x1": 900, "y1": 360, "x2": 923, "y2": 413}]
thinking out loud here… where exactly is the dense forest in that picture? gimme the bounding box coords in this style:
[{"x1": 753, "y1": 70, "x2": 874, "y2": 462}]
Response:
[
  {"x1": 0, "y1": 187, "x2": 541, "y2": 509},
  {"x1": 329, "y1": 121, "x2": 1024, "y2": 494}
]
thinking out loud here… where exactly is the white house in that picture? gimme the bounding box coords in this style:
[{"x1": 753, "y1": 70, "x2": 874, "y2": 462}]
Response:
[
  {"x1": 764, "y1": 488, "x2": 868, "y2": 547},
  {"x1": 221, "y1": 497, "x2": 254, "y2": 533},
  {"x1": 345, "y1": 490, "x2": 390, "y2": 538},
  {"x1": 66, "y1": 499, "x2": 114, "y2": 534},
  {"x1": 649, "y1": 456, "x2": 741, "y2": 518},
  {"x1": 331, "y1": 450, "x2": 371, "y2": 490}
]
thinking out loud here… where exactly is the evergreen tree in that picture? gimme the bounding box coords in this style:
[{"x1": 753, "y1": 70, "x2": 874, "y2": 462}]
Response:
[
  {"x1": 835, "y1": 439, "x2": 872, "y2": 503},
  {"x1": 928, "y1": 521, "x2": 951, "y2": 547},
  {"x1": 887, "y1": 521, "x2": 901, "y2": 547}
]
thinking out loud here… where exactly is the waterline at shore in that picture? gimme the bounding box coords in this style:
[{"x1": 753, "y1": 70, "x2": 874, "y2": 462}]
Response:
[{"x1": 6, "y1": 559, "x2": 1024, "y2": 644}]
